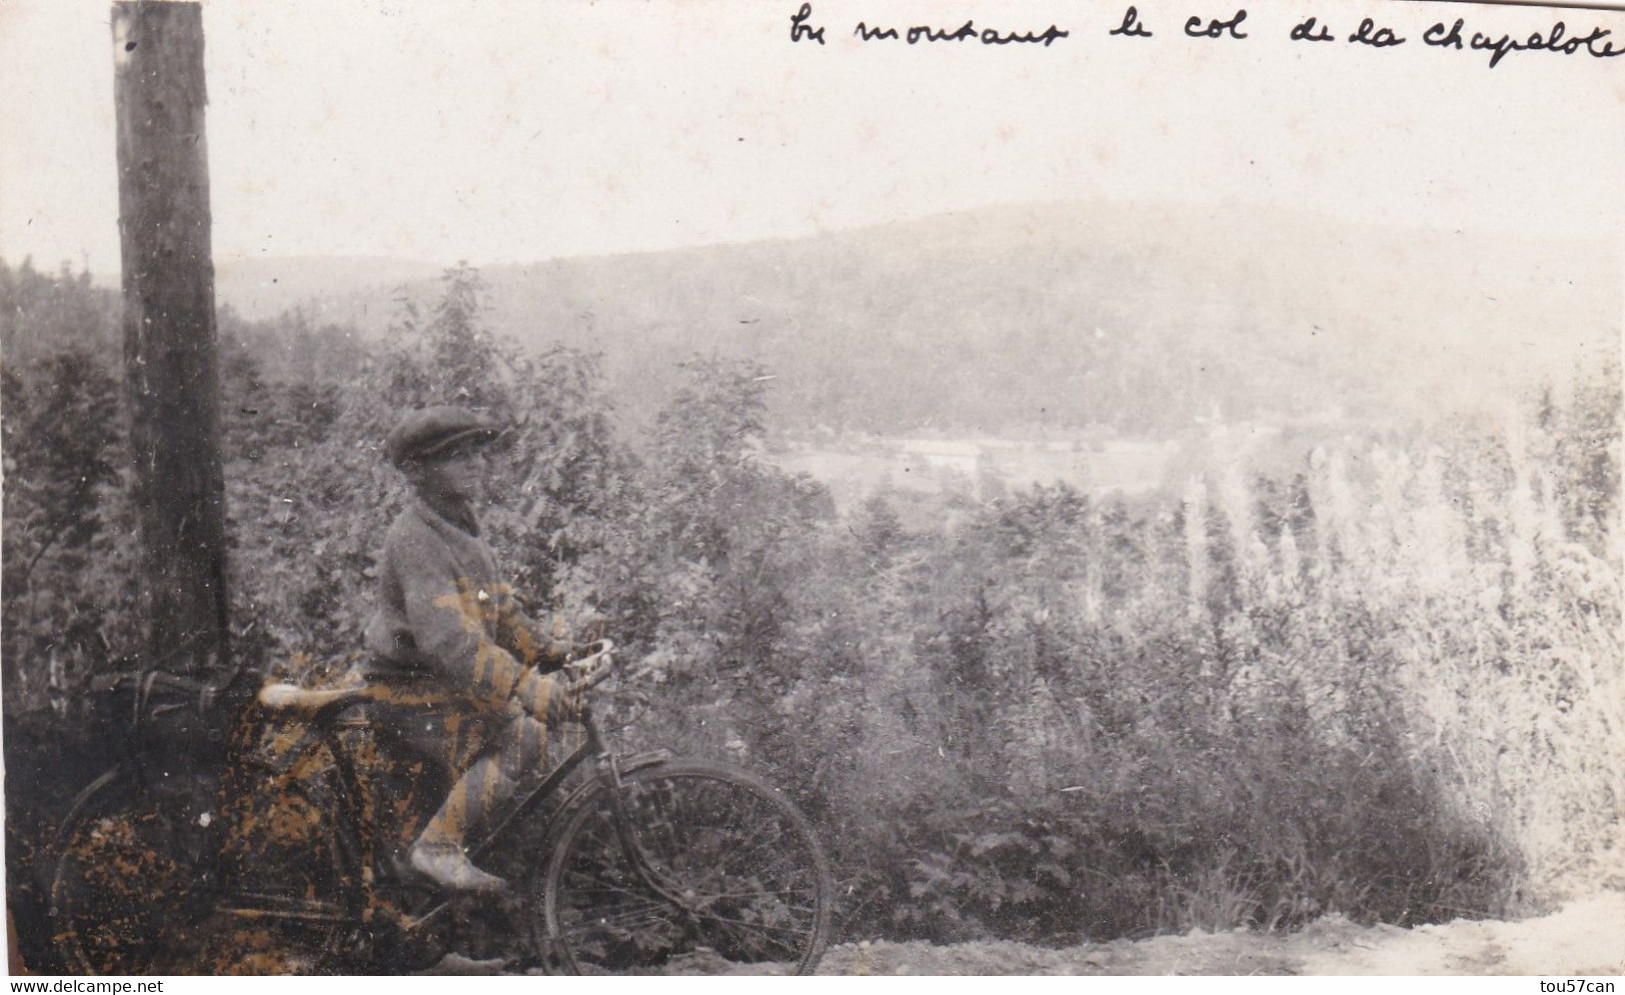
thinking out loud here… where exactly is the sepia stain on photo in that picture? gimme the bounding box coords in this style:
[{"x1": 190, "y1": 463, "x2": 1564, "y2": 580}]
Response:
[{"x1": 1, "y1": 0, "x2": 1621, "y2": 979}]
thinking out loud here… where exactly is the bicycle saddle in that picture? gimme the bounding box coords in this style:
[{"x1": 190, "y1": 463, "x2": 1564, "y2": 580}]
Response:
[
  {"x1": 257, "y1": 682, "x2": 378, "y2": 712},
  {"x1": 258, "y1": 672, "x2": 453, "y2": 725}
]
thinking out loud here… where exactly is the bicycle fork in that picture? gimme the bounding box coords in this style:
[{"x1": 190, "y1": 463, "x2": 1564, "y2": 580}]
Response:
[{"x1": 596, "y1": 754, "x2": 711, "y2": 925}]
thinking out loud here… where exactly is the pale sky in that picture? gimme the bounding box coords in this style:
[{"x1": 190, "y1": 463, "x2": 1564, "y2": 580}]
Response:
[{"x1": 2, "y1": 0, "x2": 1623, "y2": 270}]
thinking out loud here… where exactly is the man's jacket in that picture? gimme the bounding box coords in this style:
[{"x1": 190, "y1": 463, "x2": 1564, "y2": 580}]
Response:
[{"x1": 365, "y1": 493, "x2": 566, "y2": 713}]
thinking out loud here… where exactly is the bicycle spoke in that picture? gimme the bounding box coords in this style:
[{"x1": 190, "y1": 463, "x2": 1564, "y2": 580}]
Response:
[
  {"x1": 688, "y1": 917, "x2": 790, "y2": 960},
  {"x1": 592, "y1": 846, "x2": 819, "y2": 922},
  {"x1": 558, "y1": 876, "x2": 673, "y2": 911},
  {"x1": 554, "y1": 901, "x2": 680, "y2": 936},
  {"x1": 686, "y1": 888, "x2": 819, "y2": 912},
  {"x1": 684, "y1": 841, "x2": 815, "y2": 899},
  {"x1": 688, "y1": 908, "x2": 816, "y2": 940},
  {"x1": 685, "y1": 910, "x2": 812, "y2": 949},
  {"x1": 633, "y1": 787, "x2": 786, "y2": 877},
  {"x1": 558, "y1": 874, "x2": 678, "y2": 908},
  {"x1": 686, "y1": 806, "x2": 779, "y2": 859},
  {"x1": 678, "y1": 869, "x2": 784, "y2": 905}
]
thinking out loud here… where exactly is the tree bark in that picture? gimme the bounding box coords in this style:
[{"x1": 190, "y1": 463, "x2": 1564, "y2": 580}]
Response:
[{"x1": 112, "y1": 1, "x2": 228, "y2": 675}]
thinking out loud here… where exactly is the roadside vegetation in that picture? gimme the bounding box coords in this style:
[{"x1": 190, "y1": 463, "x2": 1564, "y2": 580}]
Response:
[{"x1": 3, "y1": 256, "x2": 1619, "y2": 963}]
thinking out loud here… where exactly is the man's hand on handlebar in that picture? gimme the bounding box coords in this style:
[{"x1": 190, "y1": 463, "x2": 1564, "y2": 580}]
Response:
[
  {"x1": 512, "y1": 639, "x2": 614, "y2": 724},
  {"x1": 562, "y1": 639, "x2": 614, "y2": 690}
]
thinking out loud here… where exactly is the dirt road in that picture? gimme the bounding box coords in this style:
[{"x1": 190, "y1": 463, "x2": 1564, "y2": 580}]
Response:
[
  {"x1": 420, "y1": 891, "x2": 1622, "y2": 976},
  {"x1": 813, "y1": 893, "x2": 1624, "y2": 976}
]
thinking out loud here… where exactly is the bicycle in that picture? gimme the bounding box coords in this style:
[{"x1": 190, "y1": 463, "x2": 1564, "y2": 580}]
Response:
[{"x1": 49, "y1": 641, "x2": 834, "y2": 975}]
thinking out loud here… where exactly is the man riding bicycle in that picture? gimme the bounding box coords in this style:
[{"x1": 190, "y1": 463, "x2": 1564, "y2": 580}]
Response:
[{"x1": 364, "y1": 406, "x2": 606, "y2": 894}]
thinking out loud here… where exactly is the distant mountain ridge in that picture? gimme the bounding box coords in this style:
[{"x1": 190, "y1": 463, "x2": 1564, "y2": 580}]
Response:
[
  {"x1": 213, "y1": 255, "x2": 444, "y2": 324},
  {"x1": 211, "y1": 202, "x2": 1620, "y2": 435}
]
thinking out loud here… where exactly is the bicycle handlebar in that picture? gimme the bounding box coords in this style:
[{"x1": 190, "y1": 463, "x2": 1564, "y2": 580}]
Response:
[
  {"x1": 90, "y1": 667, "x2": 223, "y2": 707},
  {"x1": 563, "y1": 639, "x2": 615, "y2": 694}
]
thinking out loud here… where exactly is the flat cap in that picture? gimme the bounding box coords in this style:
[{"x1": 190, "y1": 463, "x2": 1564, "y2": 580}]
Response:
[{"x1": 386, "y1": 406, "x2": 503, "y2": 468}]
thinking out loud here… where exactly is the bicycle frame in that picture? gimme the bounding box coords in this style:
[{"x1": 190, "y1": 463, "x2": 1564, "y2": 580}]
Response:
[{"x1": 233, "y1": 698, "x2": 669, "y2": 939}]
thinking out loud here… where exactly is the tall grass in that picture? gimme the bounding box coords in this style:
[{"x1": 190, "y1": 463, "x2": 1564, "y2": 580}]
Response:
[{"x1": 691, "y1": 371, "x2": 1622, "y2": 944}]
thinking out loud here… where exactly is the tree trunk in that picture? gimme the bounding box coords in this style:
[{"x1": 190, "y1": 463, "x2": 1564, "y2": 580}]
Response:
[{"x1": 112, "y1": 1, "x2": 228, "y2": 675}]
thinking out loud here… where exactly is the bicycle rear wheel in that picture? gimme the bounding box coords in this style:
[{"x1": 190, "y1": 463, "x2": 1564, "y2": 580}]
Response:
[
  {"x1": 209, "y1": 754, "x2": 366, "y2": 973},
  {"x1": 51, "y1": 782, "x2": 193, "y2": 974},
  {"x1": 536, "y1": 760, "x2": 832, "y2": 975}
]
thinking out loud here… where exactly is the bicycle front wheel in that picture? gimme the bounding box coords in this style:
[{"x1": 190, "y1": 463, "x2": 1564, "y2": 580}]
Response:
[{"x1": 537, "y1": 760, "x2": 832, "y2": 975}]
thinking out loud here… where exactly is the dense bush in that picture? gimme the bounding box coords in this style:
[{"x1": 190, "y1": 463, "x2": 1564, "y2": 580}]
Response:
[
  {"x1": 3, "y1": 257, "x2": 1620, "y2": 959},
  {"x1": 2, "y1": 347, "x2": 138, "y2": 717}
]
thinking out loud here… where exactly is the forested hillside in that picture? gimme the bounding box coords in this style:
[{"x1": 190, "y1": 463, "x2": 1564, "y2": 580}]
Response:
[{"x1": 211, "y1": 203, "x2": 1619, "y2": 436}]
